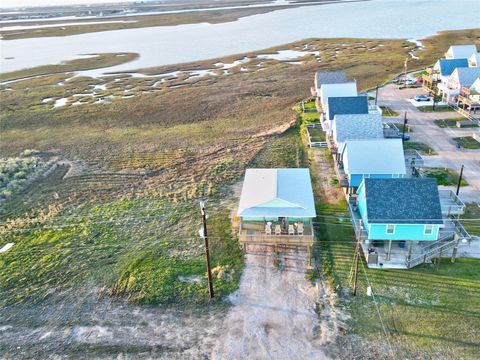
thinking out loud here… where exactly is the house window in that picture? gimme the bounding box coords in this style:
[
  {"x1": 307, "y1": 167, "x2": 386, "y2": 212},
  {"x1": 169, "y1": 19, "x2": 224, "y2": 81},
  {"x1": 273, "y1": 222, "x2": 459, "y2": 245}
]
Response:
[
  {"x1": 424, "y1": 224, "x2": 434, "y2": 235},
  {"x1": 386, "y1": 224, "x2": 395, "y2": 235}
]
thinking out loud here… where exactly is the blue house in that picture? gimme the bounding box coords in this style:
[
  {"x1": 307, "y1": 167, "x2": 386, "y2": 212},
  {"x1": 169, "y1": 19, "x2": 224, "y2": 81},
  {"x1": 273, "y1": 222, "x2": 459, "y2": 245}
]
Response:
[
  {"x1": 356, "y1": 178, "x2": 444, "y2": 267},
  {"x1": 341, "y1": 139, "x2": 406, "y2": 190}
]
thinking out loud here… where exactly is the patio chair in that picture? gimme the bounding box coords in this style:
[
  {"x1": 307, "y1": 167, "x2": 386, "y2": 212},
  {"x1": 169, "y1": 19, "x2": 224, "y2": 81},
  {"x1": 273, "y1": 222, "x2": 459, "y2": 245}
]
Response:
[
  {"x1": 265, "y1": 223, "x2": 272, "y2": 235},
  {"x1": 297, "y1": 223, "x2": 304, "y2": 235},
  {"x1": 274, "y1": 225, "x2": 281, "y2": 235},
  {"x1": 288, "y1": 225, "x2": 295, "y2": 235}
]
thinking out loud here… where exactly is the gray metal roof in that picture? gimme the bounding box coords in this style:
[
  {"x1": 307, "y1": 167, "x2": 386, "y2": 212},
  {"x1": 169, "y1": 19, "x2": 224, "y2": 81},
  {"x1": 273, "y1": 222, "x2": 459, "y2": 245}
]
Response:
[
  {"x1": 453, "y1": 67, "x2": 480, "y2": 87},
  {"x1": 327, "y1": 96, "x2": 369, "y2": 120},
  {"x1": 315, "y1": 71, "x2": 349, "y2": 87},
  {"x1": 333, "y1": 114, "x2": 384, "y2": 144},
  {"x1": 363, "y1": 178, "x2": 443, "y2": 224}
]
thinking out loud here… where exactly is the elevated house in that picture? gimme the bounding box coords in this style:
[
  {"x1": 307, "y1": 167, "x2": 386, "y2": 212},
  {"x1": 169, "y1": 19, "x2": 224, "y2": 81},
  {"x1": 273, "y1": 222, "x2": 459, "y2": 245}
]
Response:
[
  {"x1": 237, "y1": 168, "x2": 316, "y2": 257},
  {"x1": 425, "y1": 58, "x2": 468, "y2": 94},
  {"x1": 312, "y1": 70, "x2": 350, "y2": 97},
  {"x1": 456, "y1": 76, "x2": 480, "y2": 118},
  {"x1": 330, "y1": 113, "x2": 384, "y2": 155},
  {"x1": 468, "y1": 52, "x2": 480, "y2": 67},
  {"x1": 440, "y1": 67, "x2": 480, "y2": 103},
  {"x1": 338, "y1": 139, "x2": 406, "y2": 192},
  {"x1": 324, "y1": 95, "x2": 369, "y2": 132},
  {"x1": 354, "y1": 178, "x2": 446, "y2": 269},
  {"x1": 445, "y1": 44, "x2": 477, "y2": 60}
]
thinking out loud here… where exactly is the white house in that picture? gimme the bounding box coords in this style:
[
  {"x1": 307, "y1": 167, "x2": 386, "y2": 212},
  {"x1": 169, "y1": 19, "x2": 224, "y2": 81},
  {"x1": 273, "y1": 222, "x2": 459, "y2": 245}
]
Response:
[
  {"x1": 320, "y1": 82, "x2": 358, "y2": 109},
  {"x1": 469, "y1": 77, "x2": 480, "y2": 102},
  {"x1": 445, "y1": 44, "x2": 477, "y2": 60},
  {"x1": 469, "y1": 53, "x2": 480, "y2": 67},
  {"x1": 433, "y1": 58, "x2": 469, "y2": 86},
  {"x1": 442, "y1": 67, "x2": 480, "y2": 102}
]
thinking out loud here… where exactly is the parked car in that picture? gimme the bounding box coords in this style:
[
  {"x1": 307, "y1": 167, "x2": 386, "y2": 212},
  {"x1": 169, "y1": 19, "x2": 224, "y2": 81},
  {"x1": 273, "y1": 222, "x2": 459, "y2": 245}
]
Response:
[
  {"x1": 405, "y1": 78, "x2": 417, "y2": 85},
  {"x1": 414, "y1": 95, "x2": 430, "y2": 102}
]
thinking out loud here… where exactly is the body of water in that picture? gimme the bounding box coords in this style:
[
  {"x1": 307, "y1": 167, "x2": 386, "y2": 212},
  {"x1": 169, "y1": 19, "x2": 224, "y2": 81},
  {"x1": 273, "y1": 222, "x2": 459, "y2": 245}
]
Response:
[{"x1": 1, "y1": 0, "x2": 479, "y2": 74}]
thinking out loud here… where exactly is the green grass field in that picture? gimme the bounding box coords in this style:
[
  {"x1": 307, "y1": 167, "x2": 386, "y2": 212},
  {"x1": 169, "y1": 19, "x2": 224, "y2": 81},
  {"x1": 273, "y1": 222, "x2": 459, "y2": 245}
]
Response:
[
  {"x1": 417, "y1": 105, "x2": 452, "y2": 113},
  {"x1": 422, "y1": 167, "x2": 468, "y2": 187},
  {"x1": 434, "y1": 118, "x2": 478, "y2": 128},
  {"x1": 403, "y1": 141, "x2": 437, "y2": 155},
  {"x1": 381, "y1": 106, "x2": 399, "y2": 117},
  {"x1": 461, "y1": 203, "x2": 480, "y2": 237},
  {"x1": 453, "y1": 136, "x2": 480, "y2": 149},
  {"x1": 308, "y1": 127, "x2": 326, "y2": 142},
  {"x1": 314, "y1": 202, "x2": 480, "y2": 359}
]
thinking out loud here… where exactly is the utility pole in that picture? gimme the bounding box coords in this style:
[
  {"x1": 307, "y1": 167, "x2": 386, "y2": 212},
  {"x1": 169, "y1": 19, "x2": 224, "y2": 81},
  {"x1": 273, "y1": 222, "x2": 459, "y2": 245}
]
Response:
[
  {"x1": 403, "y1": 57, "x2": 409, "y2": 89},
  {"x1": 456, "y1": 164, "x2": 464, "y2": 196},
  {"x1": 200, "y1": 200, "x2": 214, "y2": 299},
  {"x1": 402, "y1": 111, "x2": 408, "y2": 142},
  {"x1": 349, "y1": 224, "x2": 362, "y2": 296},
  {"x1": 375, "y1": 85, "x2": 379, "y2": 106}
]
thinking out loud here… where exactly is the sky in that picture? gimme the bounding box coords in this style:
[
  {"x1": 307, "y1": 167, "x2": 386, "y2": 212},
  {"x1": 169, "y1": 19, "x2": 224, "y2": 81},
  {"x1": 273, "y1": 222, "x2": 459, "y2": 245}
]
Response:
[{"x1": 0, "y1": 0, "x2": 152, "y2": 8}]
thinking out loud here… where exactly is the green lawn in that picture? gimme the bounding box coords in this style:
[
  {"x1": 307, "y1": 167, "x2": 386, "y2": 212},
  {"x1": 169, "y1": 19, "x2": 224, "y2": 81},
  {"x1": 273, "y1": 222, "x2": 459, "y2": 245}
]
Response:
[
  {"x1": 434, "y1": 118, "x2": 478, "y2": 128},
  {"x1": 381, "y1": 106, "x2": 398, "y2": 117},
  {"x1": 422, "y1": 167, "x2": 468, "y2": 186},
  {"x1": 308, "y1": 127, "x2": 326, "y2": 142},
  {"x1": 314, "y1": 202, "x2": 480, "y2": 359},
  {"x1": 302, "y1": 100, "x2": 317, "y2": 110},
  {"x1": 403, "y1": 141, "x2": 437, "y2": 155},
  {"x1": 453, "y1": 136, "x2": 480, "y2": 149},
  {"x1": 412, "y1": 70, "x2": 427, "y2": 78},
  {"x1": 460, "y1": 203, "x2": 480, "y2": 237},
  {"x1": 417, "y1": 105, "x2": 453, "y2": 113}
]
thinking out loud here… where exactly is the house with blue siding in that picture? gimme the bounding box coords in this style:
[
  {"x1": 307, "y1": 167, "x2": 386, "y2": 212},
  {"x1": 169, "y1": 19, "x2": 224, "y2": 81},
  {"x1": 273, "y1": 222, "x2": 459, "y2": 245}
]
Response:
[
  {"x1": 340, "y1": 139, "x2": 406, "y2": 190},
  {"x1": 355, "y1": 178, "x2": 444, "y2": 267}
]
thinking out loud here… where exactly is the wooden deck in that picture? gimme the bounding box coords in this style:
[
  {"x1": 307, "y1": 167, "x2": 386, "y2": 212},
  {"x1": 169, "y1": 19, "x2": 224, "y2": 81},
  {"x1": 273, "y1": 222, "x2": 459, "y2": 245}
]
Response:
[{"x1": 238, "y1": 221, "x2": 314, "y2": 246}]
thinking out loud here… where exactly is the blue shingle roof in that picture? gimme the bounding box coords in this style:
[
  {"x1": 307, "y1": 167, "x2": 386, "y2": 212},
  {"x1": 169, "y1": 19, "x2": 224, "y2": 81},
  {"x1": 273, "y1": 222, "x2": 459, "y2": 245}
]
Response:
[
  {"x1": 363, "y1": 178, "x2": 443, "y2": 224},
  {"x1": 327, "y1": 96, "x2": 368, "y2": 120},
  {"x1": 438, "y1": 58, "x2": 468, "y2": 76}
]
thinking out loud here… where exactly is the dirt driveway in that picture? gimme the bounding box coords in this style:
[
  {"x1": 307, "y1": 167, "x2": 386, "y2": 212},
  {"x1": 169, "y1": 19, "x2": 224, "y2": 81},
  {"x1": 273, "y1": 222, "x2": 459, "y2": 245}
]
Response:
[
  {"x1": 376, "y1": 84, "x2": 480, "y2": 203},
  {"x1": 212, "y1": 245, "x2": 339, "y2": 360}
]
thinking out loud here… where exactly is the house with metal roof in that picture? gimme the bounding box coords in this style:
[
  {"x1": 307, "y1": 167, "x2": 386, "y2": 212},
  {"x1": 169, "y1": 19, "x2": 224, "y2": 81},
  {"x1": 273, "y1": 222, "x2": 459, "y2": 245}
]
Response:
[
  {"x1": 331, "y1": 113, "x2": 384, "y2": 153},
  {"x1": 340, "y1": 139, "x2": 406, "y2": 189},
  {"x1": 445, "y1": 44, "x2": 477, "y2": 60},
  {"x1": 355, "y1": 178, "x2": 444, "y2": 268},
  {"x1": 237, "y1": 168, "x2": 316, "y2": 251}
]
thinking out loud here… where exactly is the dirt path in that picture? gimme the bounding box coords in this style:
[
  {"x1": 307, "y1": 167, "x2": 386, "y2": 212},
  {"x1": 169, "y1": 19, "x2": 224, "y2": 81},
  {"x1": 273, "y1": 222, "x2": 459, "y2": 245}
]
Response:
[
  {"x1": 212, "y1": 245, "x2": 339, "y2": 360},
  {"x1": 312, "y1": 149, "x2": 344, "y2": 204}
]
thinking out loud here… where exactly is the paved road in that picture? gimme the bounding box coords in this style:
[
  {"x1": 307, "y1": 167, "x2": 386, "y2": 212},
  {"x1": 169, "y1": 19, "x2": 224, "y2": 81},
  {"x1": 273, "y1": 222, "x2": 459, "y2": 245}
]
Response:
[{"x1": 375, "y1": 84, "x2": 480, "y2": 203}]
